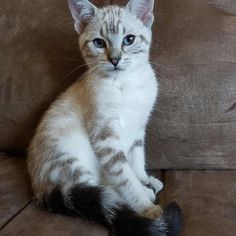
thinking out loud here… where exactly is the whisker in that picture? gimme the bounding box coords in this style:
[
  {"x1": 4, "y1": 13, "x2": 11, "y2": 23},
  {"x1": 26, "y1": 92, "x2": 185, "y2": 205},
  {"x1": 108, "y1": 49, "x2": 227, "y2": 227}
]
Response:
[
  {"x1": 87, "y1": 66, "x2": 101, "y2": 83},
  {"x1": 72, "y1": 65, "x2": 100, "y2": 90},
  {"x1": 155, "y1": 71, "x2": 171, "y2": 81},
  {"x1": 149, "y1": 61, "x2": 177, "y2": 80},
  {"x1": 57, "y1": 62, "x2": 97, "y2": 87},
  {"x1": 71, "y1": 70, "x2": 90, "y2": 90},
  {"x1": 87, "y1": 67, "x2": 101, "y2": 83},
  {"x1": 149, "y1": 61, "x2": 174, "y2": 68}
]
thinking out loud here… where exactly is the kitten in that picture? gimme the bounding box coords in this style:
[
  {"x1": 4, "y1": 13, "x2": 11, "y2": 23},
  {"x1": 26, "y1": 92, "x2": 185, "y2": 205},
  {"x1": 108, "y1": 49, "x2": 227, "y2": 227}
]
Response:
[{"x1": 27, "y1": 0, "x2": 182, "y2": 235}]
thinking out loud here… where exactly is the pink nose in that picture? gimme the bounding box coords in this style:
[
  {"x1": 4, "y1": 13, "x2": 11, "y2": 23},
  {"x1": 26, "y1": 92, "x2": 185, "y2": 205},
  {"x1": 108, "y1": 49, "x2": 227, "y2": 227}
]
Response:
[{"x1": 109, "y1": 58, "x2": 120, "y2": 67}]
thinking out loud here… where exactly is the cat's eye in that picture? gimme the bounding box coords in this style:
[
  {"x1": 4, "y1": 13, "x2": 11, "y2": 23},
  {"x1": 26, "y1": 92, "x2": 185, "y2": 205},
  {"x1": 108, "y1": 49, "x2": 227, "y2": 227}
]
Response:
[
  {"x1": 123, "y1": 35, "x2": 136, "y2": 46},
  {"x1": 93, "y1": 38, "x2": 106, "y2": 48}
]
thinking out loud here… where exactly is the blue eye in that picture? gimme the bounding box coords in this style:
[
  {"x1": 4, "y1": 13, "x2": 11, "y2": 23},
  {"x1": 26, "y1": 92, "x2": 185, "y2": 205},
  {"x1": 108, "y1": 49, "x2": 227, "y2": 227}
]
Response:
[
  {"x1": 93, "y1": 38, "x2": 106, "y2": 48},
  {"x1": 123, "y1": 35, "x2": 135, "y2": 46}
]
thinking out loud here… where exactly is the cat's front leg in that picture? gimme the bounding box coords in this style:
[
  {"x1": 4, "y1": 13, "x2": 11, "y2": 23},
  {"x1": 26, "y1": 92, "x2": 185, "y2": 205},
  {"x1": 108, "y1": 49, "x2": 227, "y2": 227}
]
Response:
[
  {"x1": 128, "y1": 139, "x2": 163, "y2": 195},
  {"x1": 92, "y1": 130, "x2": 155, "y2": 213}
]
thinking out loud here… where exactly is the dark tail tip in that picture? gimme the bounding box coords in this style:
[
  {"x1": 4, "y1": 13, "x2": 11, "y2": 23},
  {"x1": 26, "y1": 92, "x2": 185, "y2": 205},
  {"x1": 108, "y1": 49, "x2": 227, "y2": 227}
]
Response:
[{"x1": 163, "y1": 202, "x2": 183, "y2": 236}]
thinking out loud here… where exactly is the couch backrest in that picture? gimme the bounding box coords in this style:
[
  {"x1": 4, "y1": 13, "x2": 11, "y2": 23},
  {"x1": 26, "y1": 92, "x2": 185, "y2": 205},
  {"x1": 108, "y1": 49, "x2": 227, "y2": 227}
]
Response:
[
  {"x1": 0, "y1": 0, "x2": 108, "y2": 153},
  {"x1": 0, "y1": 0, "x2": 235, "y2": 169}
]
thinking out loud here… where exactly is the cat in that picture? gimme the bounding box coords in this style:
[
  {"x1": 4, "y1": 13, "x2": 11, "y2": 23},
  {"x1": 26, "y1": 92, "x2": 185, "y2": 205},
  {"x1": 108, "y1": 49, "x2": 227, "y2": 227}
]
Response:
[{"x1": 27, "y1": 0, "x2": 183, "y2": 235}]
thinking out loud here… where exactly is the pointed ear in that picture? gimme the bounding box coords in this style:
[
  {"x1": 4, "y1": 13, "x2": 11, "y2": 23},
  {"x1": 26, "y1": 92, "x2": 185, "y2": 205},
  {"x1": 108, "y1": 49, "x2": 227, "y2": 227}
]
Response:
[
  {"x1": 127, "y1": 0, "x2": 154, "y2": 28},
  {"x1": 68, "y1": 0, "x2": 97, "y2": 34}
]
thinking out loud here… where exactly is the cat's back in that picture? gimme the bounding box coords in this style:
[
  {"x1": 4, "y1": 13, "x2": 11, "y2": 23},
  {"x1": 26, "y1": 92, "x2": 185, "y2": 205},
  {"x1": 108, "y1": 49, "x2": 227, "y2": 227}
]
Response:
[
  {"x1": 29, "y1": 81, "x2": 87, "y2": 153},
  {"x1": 43, "y1": 80, "x2": 86, "y2": 121}
]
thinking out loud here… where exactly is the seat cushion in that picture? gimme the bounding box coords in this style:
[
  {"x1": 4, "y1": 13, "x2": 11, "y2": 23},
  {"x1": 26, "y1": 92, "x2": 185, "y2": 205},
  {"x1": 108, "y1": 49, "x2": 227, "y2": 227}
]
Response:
[
  {"x1": 1, "y1": 155, "x2": 235, "y2": 235},
  {"x1": 160, "y1": 170, "x2": 236, "y2": 236},
  {"x1": 0, "y1": 154, "x2": 108, "y2": 236},
  {"x1": 1, "y1": 204, "x2": 108, "y2": 236},
  {"x1": 0, "y1": 153, "x2": 31, "y2": 228}
]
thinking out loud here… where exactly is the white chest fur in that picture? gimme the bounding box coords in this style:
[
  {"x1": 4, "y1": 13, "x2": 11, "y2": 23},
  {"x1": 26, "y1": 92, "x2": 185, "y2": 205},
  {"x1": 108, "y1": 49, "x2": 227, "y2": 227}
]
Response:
[{"x1": 92, "y1": 66, "x2": 158, "y2": 151}]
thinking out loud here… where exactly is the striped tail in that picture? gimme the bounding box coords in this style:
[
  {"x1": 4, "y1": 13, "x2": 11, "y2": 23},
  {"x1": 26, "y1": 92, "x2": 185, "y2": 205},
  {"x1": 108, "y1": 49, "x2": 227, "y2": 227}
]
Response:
[{"x1": 37, "y1": 184, "x2": 183, "y2": 236}]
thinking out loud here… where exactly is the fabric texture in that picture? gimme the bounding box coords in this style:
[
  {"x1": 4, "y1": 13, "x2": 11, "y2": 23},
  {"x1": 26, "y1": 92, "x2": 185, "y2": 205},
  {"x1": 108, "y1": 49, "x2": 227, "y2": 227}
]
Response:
[
  {"x1": 0, "y1": 154, "x2": 31, "y2": 228},
  {"x1": 160, "y1": 170, "x2": 236, "y2": 236},
  {"x1": 147, "y1": 0, "x2": 236, "y2": 169}
]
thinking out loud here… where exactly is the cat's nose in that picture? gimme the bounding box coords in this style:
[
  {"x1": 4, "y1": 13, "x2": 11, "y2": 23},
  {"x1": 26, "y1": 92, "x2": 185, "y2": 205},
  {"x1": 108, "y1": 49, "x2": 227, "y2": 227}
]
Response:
[{"x1": 109, "y1": 58, "x2": 120, "y2": 67}]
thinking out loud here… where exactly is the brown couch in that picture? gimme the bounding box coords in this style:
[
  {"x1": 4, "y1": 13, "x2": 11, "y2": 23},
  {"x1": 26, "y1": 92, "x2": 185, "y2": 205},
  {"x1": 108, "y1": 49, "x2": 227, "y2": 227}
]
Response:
[{"x1": 0, "y1": 0, "x2": 236, "y2": 235}]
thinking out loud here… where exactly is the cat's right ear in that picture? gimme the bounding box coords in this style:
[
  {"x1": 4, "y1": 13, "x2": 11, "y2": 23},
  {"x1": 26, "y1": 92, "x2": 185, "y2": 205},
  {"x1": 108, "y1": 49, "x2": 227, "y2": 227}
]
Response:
[{"x1": 68, "y1": 0, "x2": 97, "y2": 34}]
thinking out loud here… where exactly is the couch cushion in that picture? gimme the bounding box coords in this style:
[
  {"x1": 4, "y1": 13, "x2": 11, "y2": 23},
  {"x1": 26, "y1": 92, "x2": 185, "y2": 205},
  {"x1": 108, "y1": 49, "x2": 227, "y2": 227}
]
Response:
[
  {"x1": 0, "y1": 0, "x2": 109, "y2": 154},
  {"x1": 147, "y1": 0, "x2": 236, "y2": 169},
  {"x1": 160, "y1": 170, "x2": 236, "y2": 236},
  {"x1": 1, "y1": 156, "x2": 235, "y2": 235},
  {"x1": 114, "y1": 0, "x2": 236, "y2": 169},
  {"x1": 0, "y1": 155, "x2": 108, "y2": 235},
  {"x1": 0, "y1": 204, "x2": 109, "y2": 236},
  {"x1": 0, "y1": 154, "x2": 31, "y2": 228}
]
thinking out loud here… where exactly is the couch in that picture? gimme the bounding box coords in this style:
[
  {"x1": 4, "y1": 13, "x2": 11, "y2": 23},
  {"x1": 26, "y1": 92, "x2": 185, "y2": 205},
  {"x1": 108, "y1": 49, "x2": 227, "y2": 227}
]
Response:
[{"x1": 0, "y1": 0, "x2": 235, "y2": 235}]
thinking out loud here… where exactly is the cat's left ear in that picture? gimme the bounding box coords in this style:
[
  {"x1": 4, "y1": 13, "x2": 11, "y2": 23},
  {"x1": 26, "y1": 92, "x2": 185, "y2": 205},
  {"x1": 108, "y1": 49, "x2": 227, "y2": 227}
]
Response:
[
  {"x1": 68, "y1": 0, "x2": 97, "y2": 34},
  {"x1": 127, "y1": 0, "x2": 154, "y2": 28}
]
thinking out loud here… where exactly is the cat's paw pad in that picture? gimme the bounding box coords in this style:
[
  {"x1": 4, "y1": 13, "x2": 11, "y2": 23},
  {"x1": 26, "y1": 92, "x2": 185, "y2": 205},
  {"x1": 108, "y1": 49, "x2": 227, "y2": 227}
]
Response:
[
  {"x1": 149, "y1": 176, "x2": 163, "y2": 194},
  {"x1": 143, "y1": 205, "x2": 163, "y2": 219}
]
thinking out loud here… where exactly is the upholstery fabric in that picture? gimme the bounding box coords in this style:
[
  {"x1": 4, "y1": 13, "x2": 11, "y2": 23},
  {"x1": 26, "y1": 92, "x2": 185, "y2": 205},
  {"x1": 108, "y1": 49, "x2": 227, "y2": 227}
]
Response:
[
  {"x1": 1, "y1": 204, "x2": 109, "y2": 236},
  {"x1": 160, "y1": 170, "x2": 236, "y2": 236},
  {"x1": 0, "y1": 154, "x2": 31, "y2": 228},
  {"x1": 0, "y1": 0, "x2": 235, "y2": 169}
]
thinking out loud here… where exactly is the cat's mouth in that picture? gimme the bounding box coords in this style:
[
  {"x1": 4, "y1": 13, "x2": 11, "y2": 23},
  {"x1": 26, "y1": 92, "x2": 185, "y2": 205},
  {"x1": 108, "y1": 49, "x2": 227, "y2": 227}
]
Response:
[{"x1": 107, "y1": 66, "x2": 125, "y2": 72}]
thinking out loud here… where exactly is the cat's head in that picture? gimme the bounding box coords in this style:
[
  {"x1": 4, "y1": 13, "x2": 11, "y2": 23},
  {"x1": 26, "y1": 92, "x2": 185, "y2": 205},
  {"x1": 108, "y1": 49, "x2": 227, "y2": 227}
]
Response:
[{"x1": 68, "y1": 0, "x2": 154, "y2": 74}]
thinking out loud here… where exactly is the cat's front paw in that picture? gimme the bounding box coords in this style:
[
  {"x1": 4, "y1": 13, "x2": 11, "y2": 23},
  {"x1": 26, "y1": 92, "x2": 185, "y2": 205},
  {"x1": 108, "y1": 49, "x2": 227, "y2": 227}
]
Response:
[
  {"x1": 143, "y1": 205, "x2": 163, "y2": 219},
  {"x1": 143, "y1": 185, "x2": 156, "y2": 202},
  {"x1": 148, "y1": 176, "x2": 163, "y2": 194}
]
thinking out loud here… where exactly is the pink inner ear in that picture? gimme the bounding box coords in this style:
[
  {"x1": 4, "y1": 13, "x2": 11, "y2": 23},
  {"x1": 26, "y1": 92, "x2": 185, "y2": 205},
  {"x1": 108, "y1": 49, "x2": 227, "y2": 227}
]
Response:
[
  {"x1": 142, "y1": 12, "x2": 154, "y2": 27},
  {"x1": 68, "y1": 0, "x2": 95, "y2": 33},
  {"x1": 128, "y1": 0, "x2": 154, "y2": 27}
]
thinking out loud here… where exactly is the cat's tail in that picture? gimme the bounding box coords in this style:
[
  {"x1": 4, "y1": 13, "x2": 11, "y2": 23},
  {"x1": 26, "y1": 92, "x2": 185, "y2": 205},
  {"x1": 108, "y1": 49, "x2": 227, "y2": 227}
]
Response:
[{"x1": 37, "y1": 184, "x2": 183, "y2": 236}]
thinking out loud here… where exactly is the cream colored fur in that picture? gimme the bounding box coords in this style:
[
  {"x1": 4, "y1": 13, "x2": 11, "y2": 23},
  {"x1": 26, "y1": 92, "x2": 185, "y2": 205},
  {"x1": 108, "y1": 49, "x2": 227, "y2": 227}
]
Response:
[{"x1": 28, "y1": 0, "x2": 163, "y2": 215}]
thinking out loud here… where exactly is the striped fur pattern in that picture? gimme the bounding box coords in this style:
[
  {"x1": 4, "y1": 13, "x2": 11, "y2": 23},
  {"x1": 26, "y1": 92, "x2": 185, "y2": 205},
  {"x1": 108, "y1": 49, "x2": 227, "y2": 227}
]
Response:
[{"x1": 27, "y1": 0, "x2": 182, "y2": 235}]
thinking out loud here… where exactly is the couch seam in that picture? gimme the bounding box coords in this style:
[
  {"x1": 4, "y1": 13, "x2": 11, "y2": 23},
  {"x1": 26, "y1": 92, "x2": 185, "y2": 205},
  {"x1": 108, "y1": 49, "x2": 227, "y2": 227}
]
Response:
[{"x1": 0, "y1": 200, "x2": 33, "y2": 231}]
